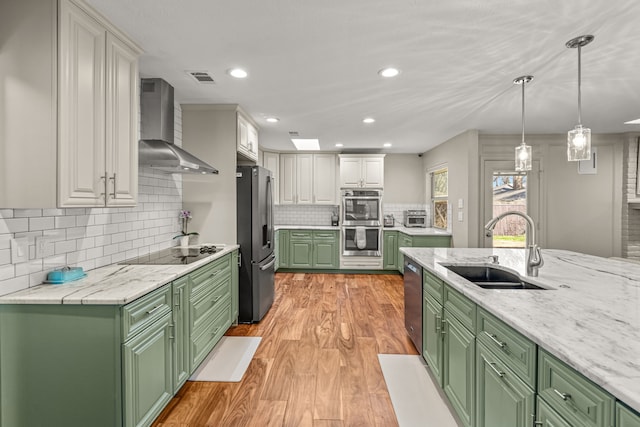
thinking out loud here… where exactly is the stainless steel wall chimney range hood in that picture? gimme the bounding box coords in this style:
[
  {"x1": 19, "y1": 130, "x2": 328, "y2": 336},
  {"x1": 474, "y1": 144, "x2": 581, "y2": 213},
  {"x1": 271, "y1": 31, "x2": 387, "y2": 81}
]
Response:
[{"x1": 139, "y1": 78, "x2": 218, "y2": 174}]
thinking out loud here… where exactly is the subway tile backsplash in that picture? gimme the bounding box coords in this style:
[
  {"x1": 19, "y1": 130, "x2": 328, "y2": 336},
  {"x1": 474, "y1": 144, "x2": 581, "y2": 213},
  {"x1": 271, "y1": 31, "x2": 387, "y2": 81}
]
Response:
[
  {"x1": 0, "y1": 168, "x2": 183, "y2": 296},
  {"x1": 275, "y1": 204, "x2": 338, "y2": 226}
]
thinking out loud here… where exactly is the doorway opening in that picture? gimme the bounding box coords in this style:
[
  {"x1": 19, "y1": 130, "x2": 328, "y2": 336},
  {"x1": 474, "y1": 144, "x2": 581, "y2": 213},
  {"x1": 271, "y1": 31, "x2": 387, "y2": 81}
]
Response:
[{"x1": 491, "y1": 172, "x2": 527, "y2": 248}]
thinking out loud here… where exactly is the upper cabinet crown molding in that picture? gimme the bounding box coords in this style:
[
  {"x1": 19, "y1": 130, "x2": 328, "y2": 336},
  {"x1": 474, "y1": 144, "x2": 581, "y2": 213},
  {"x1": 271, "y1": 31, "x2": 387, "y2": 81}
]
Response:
[
  {"x1": 339, "y1": 154, "x2": 385, "y2": 188},
  {"x1": 0, "y1": 0, "x2": 141, "y2": 208}
]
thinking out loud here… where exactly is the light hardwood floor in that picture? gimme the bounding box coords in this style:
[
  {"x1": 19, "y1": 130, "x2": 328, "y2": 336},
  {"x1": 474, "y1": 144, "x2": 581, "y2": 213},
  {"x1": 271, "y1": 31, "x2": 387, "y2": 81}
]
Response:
[{"x1": 153, "y1": 272, "x2": 418, "y2": 427}]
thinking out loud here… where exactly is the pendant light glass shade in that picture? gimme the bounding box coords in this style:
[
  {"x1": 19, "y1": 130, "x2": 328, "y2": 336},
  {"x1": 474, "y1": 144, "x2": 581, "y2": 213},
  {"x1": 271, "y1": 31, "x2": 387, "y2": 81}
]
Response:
[
  {"x1": 566, "y1": 35, "x2": 594, "y2": 162},
  {"x1": 514, "y1": 75, "x2": 533, "y2": 172}
]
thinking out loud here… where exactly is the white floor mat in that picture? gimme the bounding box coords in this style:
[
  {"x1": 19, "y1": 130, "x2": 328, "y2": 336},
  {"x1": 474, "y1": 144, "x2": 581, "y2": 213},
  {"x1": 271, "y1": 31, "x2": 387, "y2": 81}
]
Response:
[
  {"x1": 189, "y1": 336, "x2": 262, "y2": 382},
  {"x1": 378, "y1": 354, "x2": 458, "y2": 427}
]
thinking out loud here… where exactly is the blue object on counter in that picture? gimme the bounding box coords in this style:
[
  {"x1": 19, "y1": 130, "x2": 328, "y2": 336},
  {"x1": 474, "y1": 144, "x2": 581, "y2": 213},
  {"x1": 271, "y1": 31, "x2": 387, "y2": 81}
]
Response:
[{"x1": 45, "y1": 267, "x2": 86, "y2": 284}]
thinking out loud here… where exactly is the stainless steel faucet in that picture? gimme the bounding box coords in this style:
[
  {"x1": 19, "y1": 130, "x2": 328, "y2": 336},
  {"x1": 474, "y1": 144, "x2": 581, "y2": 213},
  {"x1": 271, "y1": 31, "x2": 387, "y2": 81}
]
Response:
[{"x1": 484, "y1": 210, "x2": 544, "y2": 276}]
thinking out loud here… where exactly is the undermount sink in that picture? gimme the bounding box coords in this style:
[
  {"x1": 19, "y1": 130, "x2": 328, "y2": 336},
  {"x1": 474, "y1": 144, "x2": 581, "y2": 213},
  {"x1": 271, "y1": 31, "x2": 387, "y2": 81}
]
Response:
[{"x1": 443, "y1": 264, "x2": 547, "y2": 290}]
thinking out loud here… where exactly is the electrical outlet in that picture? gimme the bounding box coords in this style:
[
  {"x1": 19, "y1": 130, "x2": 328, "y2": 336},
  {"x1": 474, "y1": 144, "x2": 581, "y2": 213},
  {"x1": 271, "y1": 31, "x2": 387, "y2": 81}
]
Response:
[
  {"x1": 35, "y1": 236, "x2": 53, "y2": 258},
  {"x1": 10, "y1": 237, "x2": 28, "y2": 264}
]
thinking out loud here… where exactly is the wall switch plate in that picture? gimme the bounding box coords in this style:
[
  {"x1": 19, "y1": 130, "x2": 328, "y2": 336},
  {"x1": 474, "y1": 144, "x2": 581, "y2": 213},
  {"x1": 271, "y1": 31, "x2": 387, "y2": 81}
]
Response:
[
  {"x1": 457, "y1": 211, "x2": 464, "y2": 222},
  {"x1": 10, "y1": 237, "x2": 29, "y2": 264},
  {"x1": 458, "y1": 198, "x2": 464, "y2": 209}
]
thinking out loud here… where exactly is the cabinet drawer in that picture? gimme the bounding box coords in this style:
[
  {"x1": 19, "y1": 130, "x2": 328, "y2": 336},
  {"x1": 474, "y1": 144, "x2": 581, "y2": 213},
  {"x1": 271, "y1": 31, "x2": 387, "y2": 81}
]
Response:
[
  {"x1": 313, "y1": 230, "x2": 337, "y2": 240},
  {"x1": 289, "y1": 230, "x2": 313, "y2": 239},
  {"x1": 190, "y1": 297, "x2": 232, "y2": 370},
  {"x1": 121, "y1": 284, "x2": 172, "y2": 341},
  {"x1": 190, "y1": 274, "x2": 231, "y2": 335},
  {"x1": 538, "y1": 349, "x2": 614, "y2": 427},
  {"x1": 536, "y1": 396, "x2": 572, "y2": 427},
  {"x1": 423, "y1": 270, "x2": 444, "y2": 303},
  {"x1": 190, "y1": 254, "x2": 231, "y2": 296},
  {"x1": 477, "y1": 307, "x2": 536, "y2": 387},
  {"x1": 443, "y1": 284, "x2": 476, "y2": 333}
]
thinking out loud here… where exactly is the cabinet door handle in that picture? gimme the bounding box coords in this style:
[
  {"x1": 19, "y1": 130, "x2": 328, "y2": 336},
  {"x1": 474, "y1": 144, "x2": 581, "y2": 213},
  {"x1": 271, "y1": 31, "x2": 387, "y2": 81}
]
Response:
[
  {"x1": 553, "y1": 389, "x2": 571, "y2": 401},
  {"x1": 482, "y1": 356, "x2": 505, "y2": 378},
  {"x1": 441, "y1": 319, "x2": 447, "y2": 336},
  {"x1": 211, "y1": 327, "x2": 221, "y2": 336},
  {"x1": 109, "y1": 173, "x2": 117, "y2": 199},
  {"x1": 435, "y1": 314, "x2": 441, "y2": 333},
  {"x1": 213, "y1": 295, "x2": 221, "y2": 303},
  {"x1": 209, "y1": 271, "x2": 220, "y2": 278},
  {"x1": 484, "y1": 331, "x2": 506, "y2": 349},
  {"x1": 100, "y1": 174, "x2": 107, "y2": 199},
  {"x1": 146, "y1": 304, "x2": 164, "y2": 315}
]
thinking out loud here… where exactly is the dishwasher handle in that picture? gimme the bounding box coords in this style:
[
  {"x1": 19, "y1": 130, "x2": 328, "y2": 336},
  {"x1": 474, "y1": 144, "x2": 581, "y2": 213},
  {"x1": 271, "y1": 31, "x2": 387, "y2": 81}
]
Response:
[{"x1": 406, "y1": 262, "x2": 419, "y2": 274}]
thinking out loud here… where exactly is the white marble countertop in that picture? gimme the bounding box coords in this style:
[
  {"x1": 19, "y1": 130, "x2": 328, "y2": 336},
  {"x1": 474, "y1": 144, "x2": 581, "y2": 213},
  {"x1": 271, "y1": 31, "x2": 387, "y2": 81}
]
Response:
[
  {"x1": 0, "y1": 245, "x2": 239, "y2": 305},
  {"x1": 400, "y1": 247, "x2": 640, "y2": 413},
  {"x1": 275, "y1": 225, "x2": 341, "y2": 230},
  {"x1": 383, "y1": 226, "x2": 452, "y2": 236}
]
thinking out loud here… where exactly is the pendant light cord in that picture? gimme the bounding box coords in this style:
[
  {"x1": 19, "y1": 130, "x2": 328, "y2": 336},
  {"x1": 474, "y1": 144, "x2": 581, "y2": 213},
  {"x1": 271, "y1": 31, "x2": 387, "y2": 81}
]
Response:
[
  {"x1": 577, "y1": 45, "x2": 582, "y2": 126},
  {"x1": 521, "y1": 80, "x2": 526, "y2": 144}
]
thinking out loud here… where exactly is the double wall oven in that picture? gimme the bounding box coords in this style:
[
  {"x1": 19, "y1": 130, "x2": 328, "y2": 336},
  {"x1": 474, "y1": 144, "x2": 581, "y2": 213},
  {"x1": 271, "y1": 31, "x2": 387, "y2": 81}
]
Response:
[{"x1": 341, "y1": 189, "x2": 382, "y2": 259}]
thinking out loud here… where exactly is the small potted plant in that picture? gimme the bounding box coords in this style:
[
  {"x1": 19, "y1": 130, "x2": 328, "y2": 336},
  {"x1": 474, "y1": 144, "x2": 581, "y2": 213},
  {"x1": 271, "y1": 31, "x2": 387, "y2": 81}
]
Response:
[{"x1": 174, "y1": 210, "x2": 198, "y2": 247}]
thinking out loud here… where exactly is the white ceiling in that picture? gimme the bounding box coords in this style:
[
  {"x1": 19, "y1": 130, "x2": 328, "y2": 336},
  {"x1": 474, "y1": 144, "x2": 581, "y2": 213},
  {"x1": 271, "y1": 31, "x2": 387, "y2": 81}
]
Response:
[{"x1": 86, "y1": 0, "x2": 640, "y2": 154}]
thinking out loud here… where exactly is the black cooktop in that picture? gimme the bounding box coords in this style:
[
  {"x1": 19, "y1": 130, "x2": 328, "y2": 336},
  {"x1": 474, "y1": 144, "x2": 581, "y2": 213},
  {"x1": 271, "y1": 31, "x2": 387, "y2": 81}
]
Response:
[{"x1": 120, "y1": 245, "x2": 222, "y2": 265}]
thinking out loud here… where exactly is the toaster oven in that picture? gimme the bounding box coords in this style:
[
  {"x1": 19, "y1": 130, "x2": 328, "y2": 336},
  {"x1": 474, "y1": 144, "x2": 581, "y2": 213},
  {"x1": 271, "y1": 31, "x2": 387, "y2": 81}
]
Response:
[{"x1": 404, "y1": 210, "x2": 427, "y2": 228}]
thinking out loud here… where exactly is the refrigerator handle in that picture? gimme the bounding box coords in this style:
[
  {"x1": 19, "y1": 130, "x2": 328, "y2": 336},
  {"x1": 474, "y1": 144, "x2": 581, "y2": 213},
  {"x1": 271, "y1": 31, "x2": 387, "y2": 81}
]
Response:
[{"x1": 266, "y1": 175, "x2": 274, "y2": 249}]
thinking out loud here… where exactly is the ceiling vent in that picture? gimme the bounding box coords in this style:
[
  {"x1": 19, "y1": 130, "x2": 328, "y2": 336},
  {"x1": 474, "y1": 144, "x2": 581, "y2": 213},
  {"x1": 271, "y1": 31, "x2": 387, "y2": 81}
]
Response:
[
  {"x1": 288, "y1": 131, "x2": 300, "y2": 137},
  {"x1": 186, "y1": 71, "x2": 215, "y2": 84}
]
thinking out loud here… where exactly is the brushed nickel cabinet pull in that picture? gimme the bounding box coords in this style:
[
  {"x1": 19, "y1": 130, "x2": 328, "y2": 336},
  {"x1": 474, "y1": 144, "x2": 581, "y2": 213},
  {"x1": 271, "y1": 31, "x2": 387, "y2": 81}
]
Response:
[
  {"x1": 484, "y1": 331, "x2": 507, "y2": 349},
  {"x1": 109, "y1": 173, "x2": 117, "y2": 199},
  {"x1": 553, "y1": 389, "x2": 571, "y2": 401},
  {"x1": 482, "y1": 356, "x2": 505, "y2": 378},
  {"x1": 146, "y1": 304, "x2": 164, "y2": 315}
]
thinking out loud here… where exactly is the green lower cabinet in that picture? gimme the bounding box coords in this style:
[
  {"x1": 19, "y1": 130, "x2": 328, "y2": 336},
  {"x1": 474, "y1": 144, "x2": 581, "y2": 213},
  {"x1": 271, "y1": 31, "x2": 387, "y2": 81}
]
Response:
[
  {"x1": 231, "y1": 250, "x2": 239, "y2": 321},
  {"x1": 422, "y1": 291, "x2": 444, "y2": 386},
  {"x1": 536, "y1": 397, "x2": 573, "y2": 427},
  {"x1": 475, "y1": 343, "x2": 535, "y2": 427},
  {"x1": 278, "y1": 229, "x2": 290, "y2": 268},
  {"x1": 383, "y1": 230, "x2": 398, "y2": 270},
  {"x1": 290, "y1": 239, "x2": 313, "y2": 267},
  {"x1": 123, "y1": 312, "x2": 174, "y2": 427},
  {"x1": 617, "y1": 403, "x2": 640, "y2": 427},
  {"x1": 442, "y1": 311, "x2": 476, "y2": 427},
  {"x1": 172, "y1": 276, "x2": 190, "y2": 393},
  {"x1": 398, "y1": 233, "x2": 413, "y2": 273},
  {"x1": 313, "y1": 239, "x2": 338, "y2": 268}
]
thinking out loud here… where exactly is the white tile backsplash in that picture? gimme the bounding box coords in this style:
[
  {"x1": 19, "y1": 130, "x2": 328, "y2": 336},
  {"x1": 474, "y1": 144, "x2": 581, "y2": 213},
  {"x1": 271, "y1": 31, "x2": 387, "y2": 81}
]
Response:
[
  {"x1": 383, "y1": 203, "x2": 430, "y2": 227},
  {"x1": 275, "y1": 204, "x2": 338, "y2": 226}
]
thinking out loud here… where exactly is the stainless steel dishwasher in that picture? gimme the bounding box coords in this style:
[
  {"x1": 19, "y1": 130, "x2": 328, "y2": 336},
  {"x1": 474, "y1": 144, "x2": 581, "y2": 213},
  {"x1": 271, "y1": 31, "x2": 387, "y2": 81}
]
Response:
[{"x1": 404, "y1": 257, "x2": 422, "y2": 353}]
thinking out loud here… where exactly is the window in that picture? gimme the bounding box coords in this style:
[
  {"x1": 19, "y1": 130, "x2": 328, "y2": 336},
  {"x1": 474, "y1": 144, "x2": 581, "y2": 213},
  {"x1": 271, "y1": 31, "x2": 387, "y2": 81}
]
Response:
[
  {"x1": 431, "y1": 168, "x2": 448, "y2": 229},
  {"x1": 491, "y1": 172, "x2": 527, "y2": 248}
]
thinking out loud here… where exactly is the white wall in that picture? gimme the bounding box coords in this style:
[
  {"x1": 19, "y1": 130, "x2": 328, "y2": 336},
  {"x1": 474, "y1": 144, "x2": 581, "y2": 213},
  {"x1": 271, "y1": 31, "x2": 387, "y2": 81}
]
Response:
[
  {"x1": 383, "y1": 154, "x2": 425, "y2": 204},
  {"x1": 181, "y1": 105, "x2": 239, "y2": 245},
  {"x1": 422, "y1": 130, "x2": 480, "y2": 248}
]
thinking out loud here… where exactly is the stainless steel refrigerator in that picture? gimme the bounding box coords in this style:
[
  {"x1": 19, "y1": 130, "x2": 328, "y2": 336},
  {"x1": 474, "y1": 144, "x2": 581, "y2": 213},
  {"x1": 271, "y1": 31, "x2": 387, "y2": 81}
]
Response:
[{"x1": 236, "y1": 165, "x2": 275, "y2": 323}]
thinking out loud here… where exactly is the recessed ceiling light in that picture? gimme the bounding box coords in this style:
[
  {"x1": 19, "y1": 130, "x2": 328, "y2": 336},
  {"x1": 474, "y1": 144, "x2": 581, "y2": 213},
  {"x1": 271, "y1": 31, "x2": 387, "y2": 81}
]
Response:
[
  {"x1": 291, "y1": 138, "x2": 320, "y2": 151},
  {"x1": 383, "y1": 142, "x2": 392, "y2": 147},
  {"x1": 624, "y1": 118, "x2": 640, "y2": 124},
  {"x1": 228, "y1": 68, "x2": 248, "y2": 78},
  {"x1": 378, "y1": 67, "x2": 400, "y2": 78},
  {"x1": 335, "y1": 143, "x2": 344, "y2": 147},
  {"x1": 363, "y1": 117, "x2": 375, "y2": 124},
  {"x1": 266, "y1": 117, "x2": 279, "y2": 123}
]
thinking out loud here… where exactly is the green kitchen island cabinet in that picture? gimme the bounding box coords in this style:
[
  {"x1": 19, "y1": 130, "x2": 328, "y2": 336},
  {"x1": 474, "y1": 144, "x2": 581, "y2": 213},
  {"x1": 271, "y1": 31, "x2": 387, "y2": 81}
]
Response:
[
  {"x1": 0, "y1": 249, "x2": 238, "y2": 427},
  {"x1": 421, "y1": 267, "x2": 476, "y2": 427},
  {"x1": 383, "y1": 230, "x2": 399, "y2": 270}
]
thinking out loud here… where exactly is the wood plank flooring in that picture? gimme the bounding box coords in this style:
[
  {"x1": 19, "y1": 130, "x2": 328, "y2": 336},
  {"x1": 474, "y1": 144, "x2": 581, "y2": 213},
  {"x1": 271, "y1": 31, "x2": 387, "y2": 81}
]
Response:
[{"x1": 153, "y1": 273, "x2": 418, "y2": 427}]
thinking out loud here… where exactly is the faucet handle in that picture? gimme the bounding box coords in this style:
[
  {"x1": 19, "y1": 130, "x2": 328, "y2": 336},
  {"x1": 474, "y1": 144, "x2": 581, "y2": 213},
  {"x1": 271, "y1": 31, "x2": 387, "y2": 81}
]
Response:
[
  {"x1": 488, "y1": 255, "x2": 499, "y2": 264},
  {"x1": 485, "y1": 229, "x2": 493, "y2": 238}
]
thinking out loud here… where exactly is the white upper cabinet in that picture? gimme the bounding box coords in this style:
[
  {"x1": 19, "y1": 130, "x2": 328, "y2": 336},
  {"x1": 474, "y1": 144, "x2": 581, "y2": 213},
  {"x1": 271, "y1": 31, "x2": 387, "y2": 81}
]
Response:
[
  {"x1": 279, "y1": 153, "x2": 337, "y2": 205},
  {"x1": 313, "y1": 154, "x2": 337, "y2": 204},
  {"x1": 262, "y1": 151, "x2": 280, "y2": 205},
  {"x1": 237, "y1": 112, "x2": 259, "y2": 162},
  {"x1": 0, "y1": 0, "x2": 141, "y2": 208},
  {"x1": 339, "y1": 154, "x2": 385, "y2": 188}
]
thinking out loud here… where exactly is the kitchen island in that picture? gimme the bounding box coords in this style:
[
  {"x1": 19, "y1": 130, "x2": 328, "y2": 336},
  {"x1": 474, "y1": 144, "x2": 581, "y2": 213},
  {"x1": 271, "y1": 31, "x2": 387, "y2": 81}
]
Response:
[{"x1": 401, "y1": 246, "x2": 640, "y2": 425}]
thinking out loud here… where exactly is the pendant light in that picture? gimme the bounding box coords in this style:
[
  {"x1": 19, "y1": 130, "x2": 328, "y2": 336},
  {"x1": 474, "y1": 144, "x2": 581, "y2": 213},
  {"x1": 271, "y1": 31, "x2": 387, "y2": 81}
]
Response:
[
  {"x1": 514, "y1": 75, "x2": 533, "y2": 171},
  {"x1": 566, "y1": 35, "x2": 594, "y2": 161}
]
